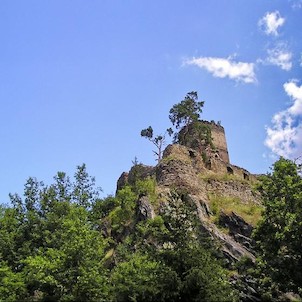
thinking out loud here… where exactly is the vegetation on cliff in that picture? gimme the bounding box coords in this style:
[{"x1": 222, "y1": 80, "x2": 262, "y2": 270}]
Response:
[
  {"x1": 1, "y1": 157, "x2": 301, "y2": 301},
  {"x1": 141, "y1": 91, "x2": 212, "y2": 162},
  {"x1": 1, "y1": 92, "x2": 302, "y2": 301},
  {"x1": 0, "y1": 165, "x2": 238, "y2": 301},
  {"x1": 253, "y1": 158, "x2": 302, "y2": 299}
]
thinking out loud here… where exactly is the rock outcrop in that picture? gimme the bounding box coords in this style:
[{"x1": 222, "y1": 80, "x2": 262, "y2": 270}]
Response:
[
  {"x1": 156, "y1": 144, "x2": 259, "y2": 262},
  {"x1": 117, "y1": 120, "x2": 261, "y2": 264},
  {"x1": 219, "y1": 211, "x2": 255, "y2": 253},
  {"x1": 115, "y1": 121, "x2": 267, "y2": 301},
  {"x1": 117, "y1": 142, "x2": 260, "y2": 263},
  {"x1": 136, "y1": 195, "x2": 155, "y2": 221}
]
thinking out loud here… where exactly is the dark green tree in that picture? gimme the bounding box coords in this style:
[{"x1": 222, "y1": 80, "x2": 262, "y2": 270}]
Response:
[
  {"x1": 0, "y1": 261, "x2": 26, "y2": 302},
  {"x1": 23, "y1": 205, "x2": 109, "y2": 301},
  {"x1": 169, "y1": 91, "x2": 203, "y2": 132},
  {"x1": 253, "y1": 157, "x2": 302, "y2": 294},
  {"x1": 129, "y1": 192, "x2": 238, "y2": 302},
  {"x1": 157, "y1": 193, "x2": 237, "y2": 302},
  {"x1": 0, "y1": 164, "x2": 240, "y2": 301},
  {"x1": 169, "y1": 91, "x2": 204, "y2": 129},
  {"x1": 0, "y1": 166, "x2": 109, "y2": 301},
  {"x1": 169, "y1": 92, "x2": 212, "y2": 148},
  {"x1": 110, "y1": 253, "x2": 179, "y2": 302},
  {"x1": 72, "y1": 164, "x2": 101, "y2": 209}
]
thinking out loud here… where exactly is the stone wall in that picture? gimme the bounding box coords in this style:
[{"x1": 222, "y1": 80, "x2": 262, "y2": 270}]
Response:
[{"x1": 201, "y1": 120, "x2": 230, "y2": 163}]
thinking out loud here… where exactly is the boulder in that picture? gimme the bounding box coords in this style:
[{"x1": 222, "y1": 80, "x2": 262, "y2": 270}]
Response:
[{"x1": 136, "y1": 195, "x2": 155, "y2": 221}]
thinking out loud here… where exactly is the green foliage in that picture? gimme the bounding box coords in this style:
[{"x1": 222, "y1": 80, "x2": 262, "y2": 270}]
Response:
[
  {"x1": 200, "y1": 172, "x2": 251, "y2": 183},
  {"x1": 72, "y1": 164, "x2": 102, "y2": 209},
  {"x1": 134, "y1": 177, "x2": 157, "y2": 204},
  {"x1": 253, "y1": 157, "x2": 302, "y2": 294},
  {"x1": 0, "y1": 262, "x2": 25, "y2": 302},
  {"x1": 141, "y1": 126, "x2": 153, "y2": 138},
  {"x1": 127, "y1": 163, "x2": 150, "y2": 185},
  {"x1": 0, "y1": 166, "x2": 109, "y2": 301},
  {"x1": 104, "y1": 185, "x2": 138, "y2": 238},
  {"x1": 23, "y1": 216, "x2": 109, "y2": 301},
  {"x1": 91, "y1": 195, "x2": 119, "y2": 220},
  {"x1": 209, "y1": 194, "x2": 262, "y2": 226},
  {"x1": 110, "y1": 254, "x2": 180, "y2": 302},
  {"x1": 169, "y1": 91, "x2": 204, "y2": 129},
  {"x1": 169, "y1": 92, "x2": 208, "y2": 146},
  {"x1": 180, "y1": 247, "x2": 238, "y2": 302},
  {"x1": 135, "y1": 192, "x2": 237, "y2": 301},
  {"x1": 0, "y1": 165, "x2": 239, "y2": 301},
  {"x1": 0, "y1": 207, "x2": 23, "y2": 267},
  {"x1": 106, "y1": 191, "x2": 238, "y2": 301},
  {"x1": 178, "y1": 121, "x2": 213, "y2": 150},
  {"x1": 141, "y1": 126, "x2": 173, "y2": 162}
]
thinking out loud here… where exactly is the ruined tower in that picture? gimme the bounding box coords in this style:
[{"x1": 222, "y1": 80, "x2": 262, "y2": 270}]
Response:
[
  {"x1": 178, "y1": 120, "x2": 230, "y2": 164},
  {"x1": 206, "y1": 121, "x2": 230, "y2": 163}
]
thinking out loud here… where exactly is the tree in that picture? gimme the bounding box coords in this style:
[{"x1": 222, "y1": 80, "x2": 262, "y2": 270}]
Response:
[
  {"x1": 177, "y1": 121, "x2": 213, "y2": 152},
  {"x1": 169, "y1": 91, "x2": 207, "y2": 144},
  {"x1": 141, "y1": 92, "x2": 207, "y2": 160},
  {"x1": 131, "y1": 192, "x2": 238, "y2": 302},
  {"x1": 169, "y1": 91, "x2": 204, "y2": 129},
  {"x1": 253, "y1": 157, "x2": 302, "y2": 294},
  {"x1": 0, "y1": 261, "x2": 25, "y2": 302},
  {"x1": 23, "y1": 205, "x2": 109, "y2": 301},
  {"x1": 0, "y1": 166, "x2": 109, "y2": 301},
  {"x1": 72, "y1": 164, "x2": 102, "y2": 209},
  {"x1": 141, "y1": 126, "x2": 173, "y2": 162},
  {"x1": 110, "y1": 254, "x2": 180, "y2": 302}
]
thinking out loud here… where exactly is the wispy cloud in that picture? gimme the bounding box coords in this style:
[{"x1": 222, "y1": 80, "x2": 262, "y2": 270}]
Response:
[
  {"x1": 266, "y1": 43, "x2": 292, "y2": 70},
  {"x1": 258, "y1": 11, "x2": 285, "y2": 36},
  {"x1": 284, "y1": 81, "x2": 302, "y2": 115},
  {"x1": 184, "y1": 56, "x2": 256, "y2": 84},
  {"x1": 290, "y1": 0, "x2": 302, "y2": 10},
  {"x1": 265, "y1": 80, "x2": 302, "y2": 158}
]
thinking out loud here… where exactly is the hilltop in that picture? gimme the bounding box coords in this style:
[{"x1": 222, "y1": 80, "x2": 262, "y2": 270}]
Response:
[
  {"x1": 1, "y1": 93, "x2": 301, "y2": 301},
  {"x1": 117, "y1": 122, "x2": 262, "y2": 263}
]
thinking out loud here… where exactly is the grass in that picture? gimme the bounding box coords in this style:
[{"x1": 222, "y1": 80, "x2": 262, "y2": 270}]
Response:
[
  {"x1": 208, "y1": 194, "x2": 263, "y2": 226},
  {"x1": 200, "y1": 172, "x2": 252, "y2": 184},
  {"x1": 134, "y1": 177, "x2": 158, "y2": 206}
]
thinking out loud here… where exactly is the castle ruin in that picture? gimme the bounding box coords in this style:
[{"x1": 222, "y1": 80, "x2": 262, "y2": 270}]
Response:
[
  {"x1": 182, "y1": 120, "x2": 255, "y2": 182},
  {"x1": 201, "y1": 121, "x2": 230, "y2": 163}
]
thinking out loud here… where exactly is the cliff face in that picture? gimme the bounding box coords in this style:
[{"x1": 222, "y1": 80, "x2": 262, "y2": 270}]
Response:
[
  {"x1": 117, "y1": 142, "x2": 262, "y2": 263},
  {"x1": 156, "y1": 144, "x2": 260, "y2": 262}
]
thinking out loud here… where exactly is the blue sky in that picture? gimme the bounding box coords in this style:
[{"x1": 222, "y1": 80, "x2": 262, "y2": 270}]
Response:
[{"x1": 1, "y1": 1, "x2": 302, "y2": 203}]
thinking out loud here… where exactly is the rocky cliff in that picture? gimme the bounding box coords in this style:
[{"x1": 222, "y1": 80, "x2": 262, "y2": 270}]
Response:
[{"x1": 117, "y1": 142, "x2": 262, "y2": 264}]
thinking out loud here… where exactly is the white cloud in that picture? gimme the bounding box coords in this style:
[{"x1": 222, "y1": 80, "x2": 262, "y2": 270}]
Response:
[
  {"x1": 284, "y1": 81, "x2": 302, "y2": 115},
  {"x1": 290, "y1": 0, "x2": 302, "y2": 9},
  {"x1": 258, "y1": 11, "x2": 285, "y2": 36},
  {"x1": 185, "y1": 56, "x2": 256, "y2": 84},
  {"x1": 266, "y1": 44, "x2": 292, "y2": 71},
  {"x1": 265, "y1": 81, "x2": 302, "y2": 158}
]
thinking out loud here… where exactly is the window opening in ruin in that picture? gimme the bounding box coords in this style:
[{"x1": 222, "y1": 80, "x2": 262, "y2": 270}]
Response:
[
  {"x1": 227, "y1": 166, "x2": 233, "y2": 174},
  {"x1": 189, "y1": 150, "x2": 195, "y2": 158},
  {"x1": 243, "y1": 172, "x2": 249, "y2": 180}
]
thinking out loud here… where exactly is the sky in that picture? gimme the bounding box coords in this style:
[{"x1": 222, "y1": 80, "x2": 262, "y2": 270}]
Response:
[{"x1": 1, "y1": 1, "x2": 302, "y2": 203}]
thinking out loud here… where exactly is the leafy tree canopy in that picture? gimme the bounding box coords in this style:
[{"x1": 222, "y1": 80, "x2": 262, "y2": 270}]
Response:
[
  {"x1": 0, "y1": 164, "x2": 238, "y2": 301},
  {"x1": 169, "y1": 91, "x2": 204, "y2": 129},
  {"x1": 253, "y1": 157, "x2": 302, "y2": 295}
]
